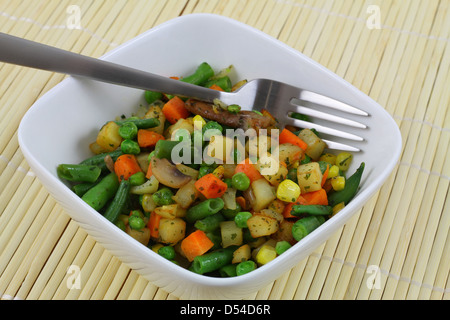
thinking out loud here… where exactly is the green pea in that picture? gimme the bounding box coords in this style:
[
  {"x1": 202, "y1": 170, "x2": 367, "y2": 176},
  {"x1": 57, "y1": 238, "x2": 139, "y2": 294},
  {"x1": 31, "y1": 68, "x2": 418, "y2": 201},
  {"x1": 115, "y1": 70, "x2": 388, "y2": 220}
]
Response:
[
  {"x1": 152, "y1": 187, "x2": 174, "y2": 206},
  {"x1": 121, "y1": 139, "x2": 140, "y2": 154},
  {"x1": 234, "y1": 211, "x2": 252, "y2": 228},
  {"x1": 231, "y1": 172, "x2": 250, "y2": 191},
  {"x1": 227, "y1": 104, "x2": 241, "y2": 113},
  {"x1": 158, "y1": 246, "x2": 176, "y2": 260},
  {"x1": 129, "y1": 171, "x2": 145, "y2": 186},
  {"x1": 236, "y1": 260, "x2": 257, "y2": 276},
  {"x1": 118, "y1": 121, "x2": 138, "y2": 140}
]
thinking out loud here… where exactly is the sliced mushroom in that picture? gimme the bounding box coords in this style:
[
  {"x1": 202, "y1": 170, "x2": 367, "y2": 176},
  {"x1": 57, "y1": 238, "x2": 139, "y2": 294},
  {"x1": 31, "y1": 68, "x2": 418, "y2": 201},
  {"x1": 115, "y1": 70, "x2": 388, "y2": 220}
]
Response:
[{"x1": 151, "y1": 157, "x2": 191, "y2": 188}]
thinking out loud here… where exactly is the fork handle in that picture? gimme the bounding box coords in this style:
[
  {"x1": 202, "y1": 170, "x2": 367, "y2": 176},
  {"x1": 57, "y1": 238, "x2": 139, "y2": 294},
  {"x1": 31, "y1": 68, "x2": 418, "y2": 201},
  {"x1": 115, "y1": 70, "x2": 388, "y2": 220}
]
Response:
[{"x1": 0, "y1": 32, "x2": 222, "y2": 102}]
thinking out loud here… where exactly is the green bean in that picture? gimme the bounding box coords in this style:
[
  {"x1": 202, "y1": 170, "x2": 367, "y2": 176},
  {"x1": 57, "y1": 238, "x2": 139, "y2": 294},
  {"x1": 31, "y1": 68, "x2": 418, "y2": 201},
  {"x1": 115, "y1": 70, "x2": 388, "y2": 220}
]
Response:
[
  {"x1": 205, "y1": 231, "x2": 222, "y2": 250},
  {"x1": 191, "y1": 246, "x2": 236, "y2": 274},
  {"x1": 180, "y1": 62, "x2": 215, "y2": 86},
  {"x1": 114, "y1": 117, "x2": 160, "y2": 129},
  {"x1": 194, "y1": 213, "x2": 225, "y2": 232},
  {"x1": 153, "y1": 140, "x2": 181, "y2": 159},
  {"x1": 221, "y1": 202, "x2": 242, "y2": 220},
  {"x1": 81, "y1": 173, "x2": 120, "y2": 211},
  {"x1": 219, "y1": 264, "x2": 237, "y2": 277},
  {"x1": 291, "y1": 204, "x2": 333, "y2": 216},
  {"x1": 79, "y1": 150, "x2": 123, "y2": 171},
  {"x1": 236, "y1": 260, "x2": 257, "y2": 276},
  {"x1": 291, "y1": 216, "x2": 325, "y2": 241},
  {"x1": 57, "y1": 164, "x2": 101, "y2": 183},
  {"x1": 203, "y1": 76, "x2": 232, "y2": 92},
  {"x1": 144, "y1": 90, "x2": 163, "y2": 104},
  {"x1": 103, "y1": 179, "x2": 131, "y2": 223},
  {"x1": 186, "y1": 198, "x2": 225, "y2": 223},
  {"x1": 72, "y1": 181, "x2": 98, "y2": 197},
  {"x1": 328, "y1": 162, "x2": 365, "y2": 207}
]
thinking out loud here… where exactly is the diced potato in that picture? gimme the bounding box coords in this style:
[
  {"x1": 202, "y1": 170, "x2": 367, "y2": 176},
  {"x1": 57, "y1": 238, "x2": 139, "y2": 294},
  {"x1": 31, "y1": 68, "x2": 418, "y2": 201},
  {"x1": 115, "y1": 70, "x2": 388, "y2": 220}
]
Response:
[
  {"x1": 251, "y1": 178, "x2": 277, "y2": 212},
  {"x1": 166, "y1": 118, "x2": 194, "y2": 139},
  {"x1": 276, "y1": 143, "x2": 304, "y2": 166},
  {"x1": 257, "y1": 154, "x2": 288, "y2": 186},
  {"x1": 89, "y1": 141, "x2": 109, "y2": 155},
  {"x1": 267, "y1": 199, "x2": 286, "y2": 215},
  {"x1": 144, "y1": 105, "x2": 165, "y2": 135},
  {"x1": 247, "y1": 214, "x2": 279, "y2": 238},
  {"x1": 245, "y1": 134, "x2": 272, "y2": 160},
  {"x1": 172, "y1": 180, "x2": 199, "y2": 209},
  {"x1": 297, "y1": 162, "x2": 323, "y2": 194},
  {"x1": 222, "y1": 187, "x2": 237, "y2": 210},
  {"x1": 158, "y1": 218, "x2": 186, "y2": 245},
  {"x1": 96, "y1": 121, "x2": 123, "y2": 152},
  {"x1": 154, "y1": 204, "x2": 186, "y2": 219},
  {"x1": 220, "y1": 220, "x2": 243, "y2": 248},
  {"x1": 258, "y1": 208, "x2": 284, "y2": 223},
  {"x1": 298, "y1": 128, "x2": 327, "y2": 160},
  {"x1": 126, "y1": 226, "x2": 151, "y2": 246},
  {"x1": 251, "y1": 239, "x2": 276, "y2": 260},
  {"x1": 271, "y1": 220, "x2": 295, "y2": 244},
  {"x1": 232, "y1": 244, "x2": 251, "y2": 264}
]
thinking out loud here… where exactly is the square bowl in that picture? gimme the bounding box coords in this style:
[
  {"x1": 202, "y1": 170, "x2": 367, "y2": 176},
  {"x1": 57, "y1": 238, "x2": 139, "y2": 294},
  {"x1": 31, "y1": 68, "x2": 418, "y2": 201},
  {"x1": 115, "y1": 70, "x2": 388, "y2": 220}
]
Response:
[{"x1": 18, "y1": 13, "x2": 401, "y2": 299}]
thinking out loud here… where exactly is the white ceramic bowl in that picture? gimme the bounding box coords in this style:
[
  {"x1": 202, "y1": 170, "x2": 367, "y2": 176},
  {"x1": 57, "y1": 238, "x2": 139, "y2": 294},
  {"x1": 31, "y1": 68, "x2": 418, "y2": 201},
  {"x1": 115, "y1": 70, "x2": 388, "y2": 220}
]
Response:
[{"x1": 18, "y1": 13, "x2": 401, "y2": 299}]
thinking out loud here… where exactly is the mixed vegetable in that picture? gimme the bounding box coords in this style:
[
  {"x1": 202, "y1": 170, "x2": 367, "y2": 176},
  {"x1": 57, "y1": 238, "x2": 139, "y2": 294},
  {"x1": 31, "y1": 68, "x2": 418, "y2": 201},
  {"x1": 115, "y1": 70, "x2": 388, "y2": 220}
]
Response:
[{"x1": 57, "y1": 62, "x2": 364, "y2": 277}]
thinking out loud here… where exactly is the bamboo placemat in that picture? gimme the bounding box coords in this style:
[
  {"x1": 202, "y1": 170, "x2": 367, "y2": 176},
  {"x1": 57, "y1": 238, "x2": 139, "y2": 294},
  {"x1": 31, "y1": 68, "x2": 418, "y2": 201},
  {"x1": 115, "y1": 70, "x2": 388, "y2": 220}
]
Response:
[{"x1": 0, "y1": 0, "x2": 448, "y2": 300}]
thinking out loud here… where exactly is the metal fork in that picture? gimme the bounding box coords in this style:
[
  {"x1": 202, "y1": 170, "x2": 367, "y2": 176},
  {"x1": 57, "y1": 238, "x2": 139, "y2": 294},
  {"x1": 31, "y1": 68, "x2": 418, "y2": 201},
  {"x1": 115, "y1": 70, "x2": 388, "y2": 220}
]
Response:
[{"x1": 0, "y1": 32, "x2": 368, "y2": 151}]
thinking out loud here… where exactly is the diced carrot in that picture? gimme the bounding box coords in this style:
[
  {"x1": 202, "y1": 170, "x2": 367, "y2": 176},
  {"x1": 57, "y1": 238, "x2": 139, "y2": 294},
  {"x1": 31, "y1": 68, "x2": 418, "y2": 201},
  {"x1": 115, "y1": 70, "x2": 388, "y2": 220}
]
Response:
[
  {"x1": 234, "y1": 158, "x2": 263, "y2": 183},
  {"x1": 282, "y1": 195, "x2": 308, "y2": 218},
  {"x1": 145, "y1": 161, "x2": 152, "y2": 179},
  {"x1": 137, "y1": 129, "x2": 165, "y2": 148},
  {"x1": 181, "y1": 230, "x2": 214, "y2": 262},
  {"x1": 321, "y1": 163, "x2": 330, "y2": 187},
  {"x1": 114, "y1": 154, "x2": 142, "y2": 181},
  {"x1": 209, "y1": 84, "x2": 224, "y2": 91},
  {"x1": 302, "y1": 188, "x2": 328, "y2": 206},
  {"x1": 162, "y1": 96, "x2": 190, "y2": 124},
  {"x1": 148, "y1": 211, "x2": 162, "y2": 239},
  {"x1": 279, "y1": 128, "x2": 308, "y2": 151},
  {"x1": 194, "y1": 173, "x2": 228, "y2": 199}
]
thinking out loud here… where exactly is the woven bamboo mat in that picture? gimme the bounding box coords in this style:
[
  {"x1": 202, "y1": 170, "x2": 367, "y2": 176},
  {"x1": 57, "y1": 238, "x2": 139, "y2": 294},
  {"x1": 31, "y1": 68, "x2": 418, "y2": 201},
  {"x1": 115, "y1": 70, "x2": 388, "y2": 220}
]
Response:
[{"x1": 0, "y1": 0, "x2": 448, "y2": 300}]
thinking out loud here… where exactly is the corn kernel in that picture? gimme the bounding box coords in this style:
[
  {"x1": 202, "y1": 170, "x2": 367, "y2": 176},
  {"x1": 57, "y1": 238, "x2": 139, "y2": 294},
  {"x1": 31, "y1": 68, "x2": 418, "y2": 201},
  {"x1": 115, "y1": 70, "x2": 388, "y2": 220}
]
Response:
[
  {"x1": 319, "y1": 153, "x2": 337, "y2": 165},
  {"x1": 255, "y1": 245, "x2": 277, "y2": 265},
  {"x1": 331, "y1": 176, "x2": 346, "y2": 191},
  {"x1": 332, "y1": 202, "x2": 345, "y2": 215},
  {"x1": 328, "y1": 165, "x2": 340, "y2": 179},
  {"x1": 291, "y1": 160, "x2": 300, "y2": 169},
  {"x1": 276, "y1": 179, "x2": 301, "y2": 203},
  {"x1": 193, "y1": 115, "x2": 206, "y2": 130}
]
